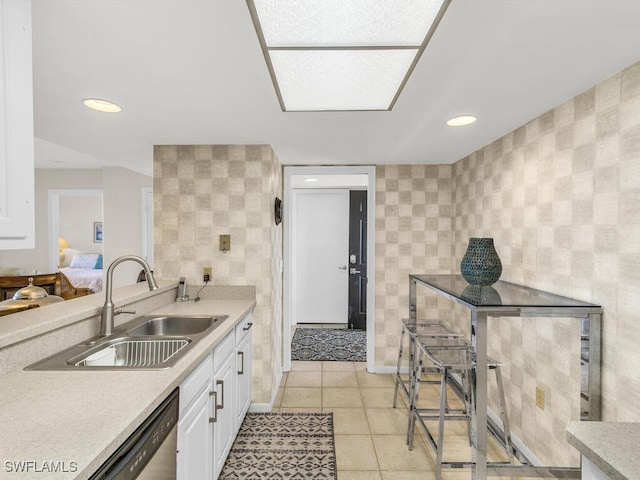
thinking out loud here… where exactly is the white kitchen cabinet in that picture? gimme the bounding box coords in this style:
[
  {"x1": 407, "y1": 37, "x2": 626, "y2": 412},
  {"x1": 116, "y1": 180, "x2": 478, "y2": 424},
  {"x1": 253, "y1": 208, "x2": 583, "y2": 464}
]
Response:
[
  {"x1": 177, "y1": 354, "x2": 213, "y2": 480},
  {"x1": 177, "y1": 311, "x2": 254, "y2": 480},
  {"x1": 0, "y1": 0, "x2": 35, "y2": 249},
  {"x1": 235, "y1": 313, "x2": 253, "y2": 424},
  {"x1": 177, "y1": 385, "x2": 212, "y2": 480},
  {"x1": 212, "y1": 351, "x2": 235, "y2": 478}
]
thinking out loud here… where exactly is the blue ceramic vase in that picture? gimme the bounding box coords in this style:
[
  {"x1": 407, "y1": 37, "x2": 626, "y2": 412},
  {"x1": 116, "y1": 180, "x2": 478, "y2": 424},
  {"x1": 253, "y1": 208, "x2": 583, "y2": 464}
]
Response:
[{"x1": 460, "y1": 238, "x2": 502, "y2": 286}]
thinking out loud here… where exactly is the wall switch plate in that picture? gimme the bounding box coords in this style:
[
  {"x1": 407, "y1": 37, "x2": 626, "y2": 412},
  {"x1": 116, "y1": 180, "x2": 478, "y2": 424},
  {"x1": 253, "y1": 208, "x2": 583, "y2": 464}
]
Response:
[
  {"x1": 535, "y1": 386, "x2": 545, "y2": 410},
  {"x1": 219, "y1": 234, "x2": 231, "y2": 251},
  {"x1": 203, "y1": 267, "x2": 212, "y2": 282}
]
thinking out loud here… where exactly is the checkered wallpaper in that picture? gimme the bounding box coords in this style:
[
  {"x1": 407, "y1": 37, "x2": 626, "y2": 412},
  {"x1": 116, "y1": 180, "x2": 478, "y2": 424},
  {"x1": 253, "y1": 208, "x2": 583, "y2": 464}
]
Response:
[
  {"x1": 374, "y1": 164, "x2": 454, "y2": 365},
  {"x1": 151, "y1": 60, "x2": 640, "y2": 459},
  {"x1": 451, "y1": 61, "x2": 640, "y2": 464},
  {"x1": 376, "y1": 61, "x2": 640, "y2": 465},
  {"x1": 153, "y1": 145, "x2": 283, "y2": 405}
]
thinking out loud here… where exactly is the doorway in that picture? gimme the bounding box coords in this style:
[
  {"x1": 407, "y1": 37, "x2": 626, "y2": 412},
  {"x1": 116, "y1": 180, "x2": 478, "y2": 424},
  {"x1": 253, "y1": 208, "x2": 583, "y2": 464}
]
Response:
[
  {"x1": 48, "y1": 190, "x2": 103, "y2": 273},
  {"x1": 283, "y1": 166, "x2": 376, "y2": 372}
]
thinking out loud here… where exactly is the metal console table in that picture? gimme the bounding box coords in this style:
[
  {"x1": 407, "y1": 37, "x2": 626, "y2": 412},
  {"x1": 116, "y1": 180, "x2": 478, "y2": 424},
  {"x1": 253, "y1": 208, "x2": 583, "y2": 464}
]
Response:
[{"x1": 409, "y1": 274, "x2": 602, "y2": 479}]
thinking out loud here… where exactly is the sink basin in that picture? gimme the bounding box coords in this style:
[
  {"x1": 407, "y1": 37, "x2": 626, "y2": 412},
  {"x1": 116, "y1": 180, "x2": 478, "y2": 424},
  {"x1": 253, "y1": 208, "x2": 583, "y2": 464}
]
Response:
[
  {"x1": 25, "y1": 314, "x2": 229, "y2": 370},
  {"x1": 70, "y1": 337, "x2": 191, "y2": 367},
  {"x1": 126, "y1": 315, "x2": 225, "y2": 336}
]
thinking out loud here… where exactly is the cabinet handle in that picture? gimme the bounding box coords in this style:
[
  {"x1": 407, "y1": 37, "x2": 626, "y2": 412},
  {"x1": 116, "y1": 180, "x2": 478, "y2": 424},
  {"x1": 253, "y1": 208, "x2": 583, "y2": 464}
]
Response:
[
  {"x1": 243, "y1": 322, "x2": 254, "y2": 331},
  {"x1": 209, "y1": 390, "x2": 218, "y2": 423},
  {"x1": 216, "y1": 379, "x2": 224, "y2": 410},
  {"x1": 237, "y1": 351, "x2": 244, "y2": 375}
]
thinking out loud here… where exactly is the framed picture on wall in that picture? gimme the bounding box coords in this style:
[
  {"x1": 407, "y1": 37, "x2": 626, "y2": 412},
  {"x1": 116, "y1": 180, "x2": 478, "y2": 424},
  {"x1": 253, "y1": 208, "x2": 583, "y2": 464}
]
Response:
[{"x1": 94, "y1": 222, "x2": 103, "y2": 243}]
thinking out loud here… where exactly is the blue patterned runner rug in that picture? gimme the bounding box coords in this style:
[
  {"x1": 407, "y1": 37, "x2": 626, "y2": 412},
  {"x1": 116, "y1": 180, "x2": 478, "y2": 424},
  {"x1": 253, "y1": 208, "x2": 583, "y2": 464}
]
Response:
[
  {"x1": 291, "y1": 328, "x2": 366, "y2": 362},
  {"x1": 219, "y1": 413, "x2": 336, "y2": 479}
]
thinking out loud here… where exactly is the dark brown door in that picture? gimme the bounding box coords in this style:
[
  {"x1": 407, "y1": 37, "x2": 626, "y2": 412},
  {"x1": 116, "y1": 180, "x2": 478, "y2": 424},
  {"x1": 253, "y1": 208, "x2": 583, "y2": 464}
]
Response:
[{"x1": 348, "y1": 190, "x2": 367, "y2": 330}]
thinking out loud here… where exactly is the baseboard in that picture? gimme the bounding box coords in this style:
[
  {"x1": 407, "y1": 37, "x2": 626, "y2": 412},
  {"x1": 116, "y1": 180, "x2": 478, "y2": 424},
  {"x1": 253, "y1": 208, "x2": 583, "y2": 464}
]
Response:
[
  {"x1": 248, "y1": 403, "x2": 272, "y2": 413},
  {"x1": 372, "y1": 365, "x2": 407, "y2": 374}
]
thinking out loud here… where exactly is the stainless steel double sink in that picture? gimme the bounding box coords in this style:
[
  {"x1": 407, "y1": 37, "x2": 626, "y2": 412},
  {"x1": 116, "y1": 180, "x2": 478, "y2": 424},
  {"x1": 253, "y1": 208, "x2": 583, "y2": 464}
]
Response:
[{"x1": 26, "y1": 314, "x2": 228, "y2": 370}]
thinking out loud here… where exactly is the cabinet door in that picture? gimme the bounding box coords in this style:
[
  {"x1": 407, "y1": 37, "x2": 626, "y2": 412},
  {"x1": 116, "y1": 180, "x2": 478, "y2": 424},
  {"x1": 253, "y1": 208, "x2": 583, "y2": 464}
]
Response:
[
  {"x1": 236, "y1": 329, "x2": 252, "y2": 425},
  {"x1": 212, "y1": 354, "x2": 235, "y2": 478},
  {"x1": 0, "y1": 0, "x2": 35, "y2": 249},
  {"x1": 177, "y1": 385, "x2": 213, "y2": 480}
]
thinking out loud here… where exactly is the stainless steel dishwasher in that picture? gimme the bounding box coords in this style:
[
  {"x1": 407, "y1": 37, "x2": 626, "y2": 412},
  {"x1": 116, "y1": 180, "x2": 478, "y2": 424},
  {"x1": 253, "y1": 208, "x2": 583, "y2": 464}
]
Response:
[{"x1": 89, "y1": 388, "x2": 178, "y2": 480}]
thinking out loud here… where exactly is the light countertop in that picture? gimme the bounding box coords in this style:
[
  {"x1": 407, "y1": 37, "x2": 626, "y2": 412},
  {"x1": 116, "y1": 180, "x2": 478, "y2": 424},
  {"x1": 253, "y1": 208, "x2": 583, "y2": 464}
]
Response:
[
  {"x1": 566, "y1": 421, "x2": 640, "y2": 480},
  {"x1": 0, "y1": 296, "x2": 255, "y2": 480}
]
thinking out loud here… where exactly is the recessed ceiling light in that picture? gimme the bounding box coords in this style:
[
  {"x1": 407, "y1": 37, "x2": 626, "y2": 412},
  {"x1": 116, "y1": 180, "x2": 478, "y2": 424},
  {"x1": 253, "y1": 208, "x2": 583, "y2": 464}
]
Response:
[
  {"x1": 82, "y1": 98, "x2": 122, "y2": 113},
  {"x1": 247, "y1": 0, "x2": 451, "y2": 112},
  {"x1": 304, "y1": 178, "x2": 318, "y2": 182},
  {"x1": 446, "y1": 115, "x2": 477, "y2": 127}
]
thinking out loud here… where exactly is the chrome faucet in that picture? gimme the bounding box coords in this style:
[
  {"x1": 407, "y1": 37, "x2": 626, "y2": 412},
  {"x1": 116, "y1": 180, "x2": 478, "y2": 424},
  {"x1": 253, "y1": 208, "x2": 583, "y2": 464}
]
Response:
[{"x1": 100, "y1": 255, "x2": 159, "y2": 336}]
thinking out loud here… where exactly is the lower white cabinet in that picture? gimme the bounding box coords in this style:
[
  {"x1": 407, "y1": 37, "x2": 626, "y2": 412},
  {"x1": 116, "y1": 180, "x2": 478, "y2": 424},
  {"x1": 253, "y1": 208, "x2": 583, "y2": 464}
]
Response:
[
  {"x1": 212, "y1": 333, "x2": 236, "y2": 478},
  {"x1": 235, "y1": 322, "x2": 253, "y2": 424},
  {"x1": 176, "y1": 384, "x2": 212, "y2": 480},
  {"x1": 177, "y1": 311, "x2": 254, "y2": 480}
]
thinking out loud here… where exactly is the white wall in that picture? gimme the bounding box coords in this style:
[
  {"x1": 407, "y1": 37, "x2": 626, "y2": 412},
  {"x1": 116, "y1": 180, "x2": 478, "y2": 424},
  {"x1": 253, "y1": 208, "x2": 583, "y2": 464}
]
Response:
[
  {"x1": 59, "y1": 195, "x2": 103, "y2": 256},
  {"x1": 102, "y1": 167, "x2": 153, "y2": 288},
  {"x1": 0, "y1": 168, "x2": 152, "y2": 286},
  {"x1": 0, "y1": 169, "x2": 102, "y2": 272}
]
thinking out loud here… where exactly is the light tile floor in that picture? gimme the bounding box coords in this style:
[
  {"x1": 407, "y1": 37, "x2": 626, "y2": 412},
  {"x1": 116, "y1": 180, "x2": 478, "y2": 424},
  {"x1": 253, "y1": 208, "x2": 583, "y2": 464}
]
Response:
[{"x1": 273, "y1": 361, "x2": 512, "y2": 480}]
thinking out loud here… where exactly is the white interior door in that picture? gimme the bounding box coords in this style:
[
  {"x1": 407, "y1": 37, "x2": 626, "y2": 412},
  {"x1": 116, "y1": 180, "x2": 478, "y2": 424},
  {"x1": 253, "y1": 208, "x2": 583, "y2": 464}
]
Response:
[{"x1": 293, "y1": 189, "x2": 349, "y2": 324}]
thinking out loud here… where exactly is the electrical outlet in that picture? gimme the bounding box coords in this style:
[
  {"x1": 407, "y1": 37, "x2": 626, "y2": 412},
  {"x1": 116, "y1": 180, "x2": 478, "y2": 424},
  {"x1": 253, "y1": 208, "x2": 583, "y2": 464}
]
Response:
[
  {"x1": 535, "y1": 386, "x2": 545, "y2": 410},
  {"x1": 203, "y1": 267, "x2": 212, "y2": 283}
]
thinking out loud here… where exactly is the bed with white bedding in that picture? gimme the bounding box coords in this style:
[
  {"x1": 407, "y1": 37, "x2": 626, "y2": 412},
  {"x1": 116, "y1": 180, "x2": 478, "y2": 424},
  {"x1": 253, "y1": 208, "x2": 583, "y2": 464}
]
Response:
[
  {"x1": 60, "y1": 253, "x2": 103, "y2": 293},
  {"x1": 60, "y1": 267, "x2": 103, "y2": 292}
]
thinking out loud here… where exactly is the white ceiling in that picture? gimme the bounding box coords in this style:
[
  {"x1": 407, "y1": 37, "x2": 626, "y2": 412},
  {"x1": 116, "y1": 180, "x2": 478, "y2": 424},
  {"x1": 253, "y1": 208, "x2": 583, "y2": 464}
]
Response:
[{"x1": 31, "y1": 0, "x2": 640, "y2": 177}]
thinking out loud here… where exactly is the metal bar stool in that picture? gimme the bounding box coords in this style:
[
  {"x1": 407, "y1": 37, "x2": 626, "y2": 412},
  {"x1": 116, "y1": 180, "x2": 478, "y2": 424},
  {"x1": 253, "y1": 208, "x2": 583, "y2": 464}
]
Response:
[
  {"x1": 409, "y1": 339, "x2": 514, "y2": 480},
  {"x1": 393, "y1": 319, "x2": 462, "y2": 412}
]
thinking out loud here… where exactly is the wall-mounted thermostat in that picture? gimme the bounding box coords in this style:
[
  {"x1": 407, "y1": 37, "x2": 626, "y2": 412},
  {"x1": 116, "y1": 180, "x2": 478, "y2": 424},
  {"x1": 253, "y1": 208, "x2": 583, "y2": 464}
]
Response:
[{"x1": 219, "y1": 234, "x2": 231, "y2": 251}]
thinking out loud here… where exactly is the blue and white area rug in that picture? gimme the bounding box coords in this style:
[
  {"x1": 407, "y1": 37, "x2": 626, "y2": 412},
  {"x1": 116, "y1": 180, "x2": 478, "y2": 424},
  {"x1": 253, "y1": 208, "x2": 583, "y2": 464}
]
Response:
[
  {"x1": 291, "y1": 328, "x2": 366, "y2": 362},
  {"x1": 219, "y1": 413, "x2": 336, "y2": 480}
]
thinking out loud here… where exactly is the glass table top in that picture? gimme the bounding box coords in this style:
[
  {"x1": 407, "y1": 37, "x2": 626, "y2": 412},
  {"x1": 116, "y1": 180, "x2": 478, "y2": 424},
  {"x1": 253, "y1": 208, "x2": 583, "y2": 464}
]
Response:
[{"x1": 410, "y1": 274, "x2": 601, "y2": 309}]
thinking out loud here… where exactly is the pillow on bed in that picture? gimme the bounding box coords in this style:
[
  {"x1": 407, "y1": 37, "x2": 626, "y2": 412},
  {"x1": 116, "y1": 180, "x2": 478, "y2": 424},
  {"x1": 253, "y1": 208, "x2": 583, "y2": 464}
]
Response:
[
  {"x1": 95, "y1": 255, "x2": 103, "y2": 269},
  {"x1": 69, "y1": 253, "x2": 101, "y2": 269},
  {"x1": 62, "y1": 248, "x2": 82, "y2": 267}
]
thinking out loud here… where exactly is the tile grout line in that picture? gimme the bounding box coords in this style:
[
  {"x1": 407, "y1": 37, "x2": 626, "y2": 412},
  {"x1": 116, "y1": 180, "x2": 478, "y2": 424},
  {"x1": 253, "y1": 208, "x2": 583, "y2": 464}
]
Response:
[{"x1": 356, "y1": 366, "x2": 384, "y2": 475}]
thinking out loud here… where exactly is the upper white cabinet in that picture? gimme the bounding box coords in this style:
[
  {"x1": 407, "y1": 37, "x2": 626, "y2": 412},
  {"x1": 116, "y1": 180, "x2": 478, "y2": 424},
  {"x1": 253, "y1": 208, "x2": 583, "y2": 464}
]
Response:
[{"x1": 0, "y1": 0, "x2": 35, "y2": 249}]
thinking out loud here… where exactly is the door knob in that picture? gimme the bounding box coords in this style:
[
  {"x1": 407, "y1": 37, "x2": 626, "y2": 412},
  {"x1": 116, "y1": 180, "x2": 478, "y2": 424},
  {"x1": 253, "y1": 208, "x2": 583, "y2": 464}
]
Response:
[
  {"x1": 338, "y1": 265, "x2": 347, "y2": 270},
  {"x1": 350, "y1": 268, "x2": 361, "y2": 274}
]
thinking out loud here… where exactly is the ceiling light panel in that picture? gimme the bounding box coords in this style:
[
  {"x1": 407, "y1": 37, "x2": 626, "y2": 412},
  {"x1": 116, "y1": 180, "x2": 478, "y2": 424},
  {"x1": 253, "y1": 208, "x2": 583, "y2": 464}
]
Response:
[
  {"x1": 270, "y1": 49, "x2": 417, "y2": 111},
  {"x1": 248, "y1": 0, "x2": 450, "y2": 111},
  {"x1": 253, "y1": 0, "x2": 444, "y2": 47}
]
